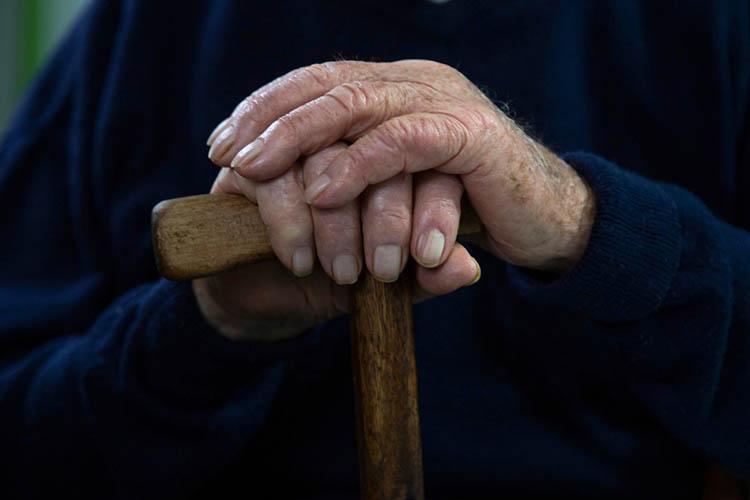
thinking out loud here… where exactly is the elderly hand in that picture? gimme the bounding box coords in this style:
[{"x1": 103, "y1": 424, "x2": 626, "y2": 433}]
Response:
[
  {"x1": 194, "y1": 143, "x2": 479, "y2": 341},
  {"x1": 208, "y1": 60, "x2": 595, "y2": 275}
]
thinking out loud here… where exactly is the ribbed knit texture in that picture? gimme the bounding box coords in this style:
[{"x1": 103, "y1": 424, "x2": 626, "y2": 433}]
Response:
[{"x1": 507, "y1": 152, "x2": 682, "y2": 322}]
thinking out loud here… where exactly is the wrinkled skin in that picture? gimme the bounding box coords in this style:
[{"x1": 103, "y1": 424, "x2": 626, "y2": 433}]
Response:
[{"x1": 197, "y1": 60, "x2": 595, "y2": 341}]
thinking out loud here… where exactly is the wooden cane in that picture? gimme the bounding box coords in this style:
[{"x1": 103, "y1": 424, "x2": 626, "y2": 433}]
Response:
[
  {"x1": 350, "y1": 272, "x2": 423, "y2": 500},
  {"x1": 152, "y1": 193, "x2": 482, "y2": 499}
]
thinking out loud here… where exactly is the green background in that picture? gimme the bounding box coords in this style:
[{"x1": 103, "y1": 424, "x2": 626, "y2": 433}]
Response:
[{"x1": 0, "y1": 0, "x2": 86, "y2": 133}]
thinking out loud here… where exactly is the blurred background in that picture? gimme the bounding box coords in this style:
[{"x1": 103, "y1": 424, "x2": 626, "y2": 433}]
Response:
[{"x1": 0, "y1": 0, "x2": 87, "y2": 133}]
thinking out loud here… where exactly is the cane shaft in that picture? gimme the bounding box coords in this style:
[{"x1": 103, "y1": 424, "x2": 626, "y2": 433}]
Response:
[{"x1": 351, "y1": 272, "x2": 424, "y2": 500}]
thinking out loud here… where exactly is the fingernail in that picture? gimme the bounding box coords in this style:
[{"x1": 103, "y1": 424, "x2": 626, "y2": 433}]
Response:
[
  {"x1": 206, "y1": 118, "x2": 231, "y2": 146},
  {"x1": 304, "y1": 175, "x2": 332, "y2": 204},
  {"x1": 332, "y1": 254, "x2": 359, "y2": 285},
  {"x1": 465, "y1": 257, "x2": 481, "y2": 286},
  {"x1": 417, "y1": 229, "x2": 445, "y2": 268},
  {"x1": 373, "y1": 245, "x2": 402, "y2": 282},
  {"x1": 292, "y1": 247, "x2": 314, "y2": 277},
  {"x1": 231, "y1": 139, "x2": 263, "y2": 169},
  {"x1": 207, "y1": 124, "x2": 236, "y2": 161}
]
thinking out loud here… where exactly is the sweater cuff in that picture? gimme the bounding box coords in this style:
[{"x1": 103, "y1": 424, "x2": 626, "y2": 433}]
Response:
[
  {"x1": 138, "y1": 279, "x2": 321, "y2": 402},
  {"x1": 505, "y1": 152, "x2": 682, "y2": 322}
]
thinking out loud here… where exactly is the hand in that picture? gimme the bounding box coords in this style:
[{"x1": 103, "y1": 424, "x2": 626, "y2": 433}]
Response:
[
  {"x1": 194, "y1": 144, "x2": 480, "y2": 342},
  {"x1": 208, "y1": 60, "x2": 595, "y2": 273}
]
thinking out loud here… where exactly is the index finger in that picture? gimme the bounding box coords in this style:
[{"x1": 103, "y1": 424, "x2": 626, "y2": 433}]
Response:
[{"x1": 207, "y1": 61, "x2": 378, "y2": 166}]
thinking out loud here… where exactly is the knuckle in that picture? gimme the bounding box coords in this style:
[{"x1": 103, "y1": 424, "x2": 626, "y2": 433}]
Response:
[
  {"x1": 377, "y1": 209, "x2": 411, "y2": 231},
  {"x1": 243, "y1": 93, "x2": 265, "y2": 113},
  {"x1": 318, "y1": 217, "x2": 359, "y2": 239},
  {"x1": 424, "y1": 197, "x2": 460, "y2": 218},
  {"x1": 389, "y1": 115, "x2": 441, "y2": 150},
  {"x1": 302, "y1": 155, "x2": 329, "y2": 179},
  {"x1": 419, "y1": 116, "x2": 445, "y2": 147},
  {"x1": 330, "y1": 81, "x2": 392, "y2": 137},
  {"x1": 259, "y1": 170, "x2": 300, "y2": 203},
  {"x1": 321, "y1": 60, "x2": 353, "y2": 79},
  {"x1": 320, "y1": 92, "x2": 354, "y2": 127},
  {"x1": 374, "y1": 120, "x2": 407, "y2": 153},
  {"x1": 342, "y1": 147, "x2": 378, "y2": 188},
  {"x1": 301, "y1": 62, "x2": 336, "y2": 87},
  {"x1": 259, "y1": 198, "x2": 310, "y2": 242},
  {"x1": 274, "y1": 113, "x2": 301, "y2": 140},
  {"x1": 458, "y1": 108, "x2": 499, "y2": 153},
  {"x1": 236, "y1": 93, "x2": 267, "y2": 130},
  {"x1": 462, "y1": 108, "x2": 496, "y2": 135},
  {"x1": 343, "y1": 145, "x2": 371, "y2": 170},
  {"x1": 325, "y1": 82, "x2": 375, "y2": 133},
  {"x1": 232, "y1": 95, "x2": 252, "y2": 117},
  {"x1": 328, "y1": 81, "x2": 370, "y2": 110},
  {"x1": 427, "y1": 113, "x2": 471, "y2": 158},
  {"x1": 419, "y1": 208, "x2": 458, "y2": 233},
  {"x1": 444, "y1": 117, "x2": 470, "y2": 154},
  {"x1": 368, "y1": 200, "x2": 411, "y2": 230}
]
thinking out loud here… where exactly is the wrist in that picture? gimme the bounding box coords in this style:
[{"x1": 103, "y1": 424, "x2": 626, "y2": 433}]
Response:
[
  {"x1": 480, "y1": 117, "x2": 597, "y2": 275},
  {"x1": 505, "y1": 151, "x2": 682, "y2": 322},
  {"x1": 534, "y1": 155, "x2": 597, "y2": 274}
]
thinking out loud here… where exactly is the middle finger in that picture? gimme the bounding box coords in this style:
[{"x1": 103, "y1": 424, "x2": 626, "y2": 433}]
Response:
[
  {"x1": 361, "y1": 173, "x2": 413, "y2": 282},
  {"x1": 304, "y1": 143, "x2": 363, "y2": 285}
]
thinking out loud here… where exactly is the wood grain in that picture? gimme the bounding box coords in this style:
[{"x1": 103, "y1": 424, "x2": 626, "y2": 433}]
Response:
[
  {"x1": 152, "y1": 193, "x2": 483, "y2": 281},
  {"x1": 351, "y1": 272, "x2": 424, "y2": 500},
  {"x1": 152, "y1": 193, "x2": 274, "y2": 280}
]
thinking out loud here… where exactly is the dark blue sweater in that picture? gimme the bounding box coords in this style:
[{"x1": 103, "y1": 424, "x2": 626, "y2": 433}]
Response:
[{"x1": 1, "y1": 1, "x2": 748, "y2": 498}]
